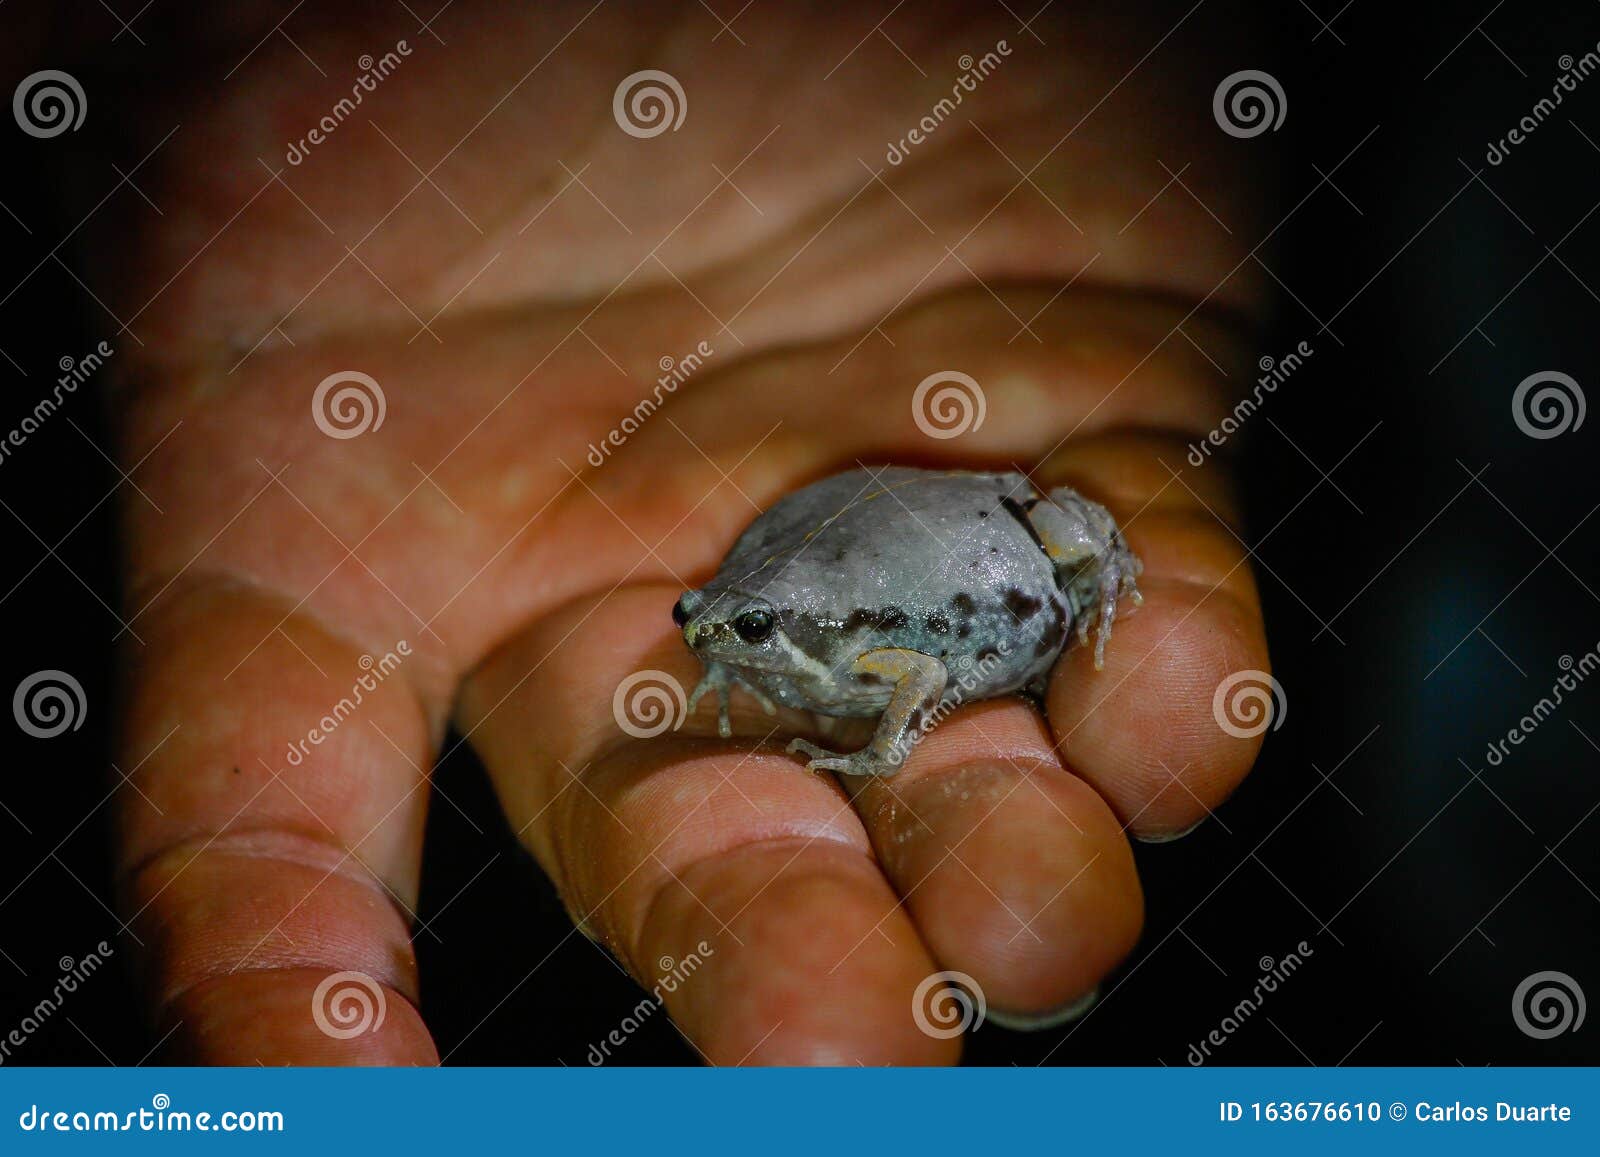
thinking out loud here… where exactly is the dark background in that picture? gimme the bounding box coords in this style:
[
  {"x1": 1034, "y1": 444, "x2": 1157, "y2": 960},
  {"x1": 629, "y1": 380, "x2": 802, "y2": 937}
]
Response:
[{"x1": 1, "y1": 1, "x2": 1596, "y2": 1066}]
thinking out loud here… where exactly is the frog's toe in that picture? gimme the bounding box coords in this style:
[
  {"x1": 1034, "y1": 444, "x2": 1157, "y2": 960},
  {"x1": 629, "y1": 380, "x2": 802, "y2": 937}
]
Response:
[
  {"x1": 785, "y1": 737, "x2": 849, "y2": 773},
  {"x1": 687, "y1": 667, "x2": 736, "y2": 737},
  {"x1": 685, "y1": 671, "x2": 717, "y2": 714},
  {"x1": 786, "y1": 738, "x2": 899, "y2": 778},
  {"x1": 734, "y1": 674, "x2": 778, "y2": 716}
]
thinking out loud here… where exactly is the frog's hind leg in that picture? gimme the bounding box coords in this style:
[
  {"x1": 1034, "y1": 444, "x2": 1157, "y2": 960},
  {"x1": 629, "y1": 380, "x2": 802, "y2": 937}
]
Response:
[
  {"x1": 1021, "y1": 486, "x2": 1143, "y2": 670},
  {"x1": 787, "y1": 649, "x2": 946, "y2": 777},
  {"x1": 687, "y1": 661, "x2": 777, "y2": 739}
]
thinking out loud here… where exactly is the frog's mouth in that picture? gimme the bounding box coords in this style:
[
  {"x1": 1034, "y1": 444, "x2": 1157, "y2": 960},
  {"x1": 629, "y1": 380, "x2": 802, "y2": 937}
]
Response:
[{"x1": 684, "y1": 621, "x2": 782, "y2": 669}]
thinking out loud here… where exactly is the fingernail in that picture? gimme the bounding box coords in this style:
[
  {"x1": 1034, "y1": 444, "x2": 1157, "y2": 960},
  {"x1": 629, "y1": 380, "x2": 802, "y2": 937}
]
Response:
[
  {"x1": 987, "y1": 987, "x2": 1099, "y2": 1032},
  {"x1": 1134, "y1": 818, "x2": 1206, "y2": 845}
]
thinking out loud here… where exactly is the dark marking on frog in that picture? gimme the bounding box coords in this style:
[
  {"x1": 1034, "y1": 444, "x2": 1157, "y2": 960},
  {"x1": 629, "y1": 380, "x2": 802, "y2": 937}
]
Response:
[
  {"x1": 957, "y1": 622, "x2": 971, "y2": 639},
  {"x1": 1003, "y1": 588, "x2": 1043, "y2": 622},
  {"x1": 999, "y1": 494, "x2": 1049, "y2": 556},
  {"x1": 845, "y1": 606, "x2": 911, "y2": 633},
  {"x1": 844, "y1": 608, "x2": 879, "y2": 631},
  {"x1": 926, "y1": 612, "x2": 951, "y2": 635},
  {"x1": 951, "y1": 592, "x2": 976, "y2": 615},
  {"x1": 1034, "y1": 602, "x2": 1070, "y2": 656},
  {"x1": 977, "y1": 645, "x2": 1000, "y2": 664}
]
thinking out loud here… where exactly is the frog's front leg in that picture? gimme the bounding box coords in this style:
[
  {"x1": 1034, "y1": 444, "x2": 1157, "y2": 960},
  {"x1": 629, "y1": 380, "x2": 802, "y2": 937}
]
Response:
[
  {"x1": 687, "y1": 661, "x2": 777, "y2": 739},
  {"x1": 787, "y1": 649, "x2": 947, "y2": 778},
  {"x1": 1025, "y1": 486, "x2": 1143, "y2": 669}
]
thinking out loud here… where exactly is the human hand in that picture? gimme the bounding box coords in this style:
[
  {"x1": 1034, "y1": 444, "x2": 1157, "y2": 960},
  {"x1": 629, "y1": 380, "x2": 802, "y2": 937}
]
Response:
[{"x1": 99, "y1": 0, "x2": 1272, "y2": 1063}]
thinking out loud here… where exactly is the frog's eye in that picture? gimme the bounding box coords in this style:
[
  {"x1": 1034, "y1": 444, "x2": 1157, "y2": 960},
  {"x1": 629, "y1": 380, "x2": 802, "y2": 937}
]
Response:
[
  {"x1": 671, "y1": 597, "x2": 691, "y2": 628},
  {"x1": 733, "y1": 608, "x2": 775, "y2": 643}
]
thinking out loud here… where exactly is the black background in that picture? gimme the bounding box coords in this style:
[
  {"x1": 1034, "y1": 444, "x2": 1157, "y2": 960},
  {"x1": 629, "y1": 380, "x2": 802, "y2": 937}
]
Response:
[{"x1": 1, "y1": 1, "x2": 1596, "y2": 1067}]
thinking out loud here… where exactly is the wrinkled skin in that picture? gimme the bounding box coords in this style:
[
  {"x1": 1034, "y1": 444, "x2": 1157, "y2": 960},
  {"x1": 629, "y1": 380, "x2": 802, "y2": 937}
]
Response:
[{"x1": 84, "y1": 1, "x2": 1274, "y2": 1063}]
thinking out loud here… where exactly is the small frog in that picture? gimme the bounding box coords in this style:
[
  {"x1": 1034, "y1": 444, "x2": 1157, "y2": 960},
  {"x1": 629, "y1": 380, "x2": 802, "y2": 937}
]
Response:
[{"x1": 673, "y1": 467, "x2": 1141, "y2": 777}]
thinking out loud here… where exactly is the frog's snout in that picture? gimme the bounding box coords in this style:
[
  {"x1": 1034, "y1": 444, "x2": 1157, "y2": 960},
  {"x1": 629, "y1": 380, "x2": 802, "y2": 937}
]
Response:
[{"x1": 673, "y1": 591, "x2": 706, "y2": 647}]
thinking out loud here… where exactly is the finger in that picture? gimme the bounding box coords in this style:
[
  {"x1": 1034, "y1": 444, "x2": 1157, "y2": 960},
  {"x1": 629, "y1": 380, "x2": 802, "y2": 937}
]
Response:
[
  {"x1": 457, "y1": 584, "x2": 959, "y2": 1065},
  {"x1": 847, "y1": 701, "x2": 1143, "y2": 1024},
  {"x1": 117, "y1": 580, "x2": 439, "y2": 1063},
  {"x1": 1041, "y1": 429, "x2": 1271, "y2": 840}
]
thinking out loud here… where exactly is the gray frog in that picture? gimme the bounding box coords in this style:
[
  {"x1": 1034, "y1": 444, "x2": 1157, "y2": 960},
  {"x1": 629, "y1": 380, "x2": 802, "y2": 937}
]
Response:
[{"x1": 673, "y1": 467, "x2": 1142, "y2": 777}]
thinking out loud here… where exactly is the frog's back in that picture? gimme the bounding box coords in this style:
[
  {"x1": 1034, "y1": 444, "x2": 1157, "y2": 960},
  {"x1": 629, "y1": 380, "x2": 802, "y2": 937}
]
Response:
[{"x1": 716, "y1": 467, "x2": 1028, "y2": 586}]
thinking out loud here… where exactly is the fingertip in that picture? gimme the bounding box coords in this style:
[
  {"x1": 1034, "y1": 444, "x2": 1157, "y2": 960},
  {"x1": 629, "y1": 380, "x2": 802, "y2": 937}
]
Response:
[
  {"x1": 162, "y1": 969, "x2": 438, "y2": 1065},
  {"x1": 1049, "y1": 575, "x2": 1269, "y2": 839},
  {"x1": 857, "y1": 755, "x2": 1142, "y2": 1017}
]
